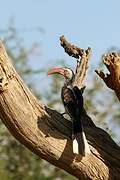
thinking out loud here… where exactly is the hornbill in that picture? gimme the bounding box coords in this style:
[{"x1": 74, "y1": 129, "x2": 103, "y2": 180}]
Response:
[{"x1": 48, "y1": 67, "x2": 90, "y2": 156}]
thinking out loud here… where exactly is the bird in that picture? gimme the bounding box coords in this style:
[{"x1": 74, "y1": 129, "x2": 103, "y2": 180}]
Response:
[{"x1": 47, "y1": 67, "x2": 90, "y2": 156}]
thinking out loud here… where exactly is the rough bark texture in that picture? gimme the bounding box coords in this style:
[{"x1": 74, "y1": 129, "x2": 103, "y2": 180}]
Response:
[
  {"x1": 0, "y1": 41, "x2": 120, "y2": 180},
  {"x1": 60, "y1": 35, "x2": 92, "y2": 88},
  {"x1": 95, "y1": 52, "x2": 120, "y2": 101}
]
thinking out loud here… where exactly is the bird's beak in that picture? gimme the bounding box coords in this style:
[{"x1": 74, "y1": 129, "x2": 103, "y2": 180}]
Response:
[{"x1": 47, "y1": 67, "x2": 65, "y2": 76}]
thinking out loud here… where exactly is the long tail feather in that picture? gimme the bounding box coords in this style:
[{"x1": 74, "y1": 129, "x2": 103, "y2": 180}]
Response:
[
  {"x1": 73, "y1": 138, "x2": 79, "y2": 154},
  {"x1": 82, "y1": 131, "x2": 91, "y2": 155},
  {"x1": 72, "y1": 128, "x2": 90, "y2": 156}
]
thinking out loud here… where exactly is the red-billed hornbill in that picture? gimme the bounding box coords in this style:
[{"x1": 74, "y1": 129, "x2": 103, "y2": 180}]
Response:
[{"x1": 48, "y1": 67, "x2": 90, "y2": 156}]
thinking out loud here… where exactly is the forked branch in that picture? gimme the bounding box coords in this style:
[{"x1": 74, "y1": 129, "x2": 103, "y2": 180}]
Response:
[{"x1": 60, "y1": 35, "x2": 92, "y2": 88}]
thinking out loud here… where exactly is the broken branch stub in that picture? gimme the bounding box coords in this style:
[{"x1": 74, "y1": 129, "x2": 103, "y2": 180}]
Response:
[{"x1": 95, "y1": 52, "x2": 120, "y2": 100}]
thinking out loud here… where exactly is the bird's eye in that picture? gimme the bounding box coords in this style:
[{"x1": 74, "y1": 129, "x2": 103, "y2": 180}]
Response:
[
  {"x1": 65, "y1": 70, "x2": 68, "y2": 74},
  {"x1": 64, "y1": 70, "x2": 68, "y2": 76}
]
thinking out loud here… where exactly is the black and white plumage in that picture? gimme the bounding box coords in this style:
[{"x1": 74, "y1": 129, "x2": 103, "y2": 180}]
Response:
[{"x1": 48, "y1": 67, "x2": 90, "y2": 156}]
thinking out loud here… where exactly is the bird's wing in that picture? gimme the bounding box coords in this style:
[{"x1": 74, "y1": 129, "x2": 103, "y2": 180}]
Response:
[{"x1": 61, "y1": 86, "x2": 78, "y2": 119}]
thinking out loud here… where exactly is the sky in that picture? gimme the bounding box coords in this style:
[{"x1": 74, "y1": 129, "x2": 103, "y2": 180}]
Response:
[
  {"x1": 0, "y1": 0, "x2": 120, "y2": 141},
  {"x1": 0, "y1": 0, "x2": 120, "y2": 70}
]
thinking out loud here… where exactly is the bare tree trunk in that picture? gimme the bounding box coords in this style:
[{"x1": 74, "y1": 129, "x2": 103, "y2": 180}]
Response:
[{"x1": 0, "y1": 40, "x2": 120, "y2": 180}]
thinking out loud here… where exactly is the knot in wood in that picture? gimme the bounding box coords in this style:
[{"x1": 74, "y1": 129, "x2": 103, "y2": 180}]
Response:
[{"x1": 0, "y1": 76, "x2": 8, "y2": 92}]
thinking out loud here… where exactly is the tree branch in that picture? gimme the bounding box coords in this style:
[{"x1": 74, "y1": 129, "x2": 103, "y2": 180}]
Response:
[
  {"x1": 0, "y1": 41, "x2": 120, "y2": 180},
  {"x1": 60, "y1": 35, "x2": 92, "y2": 89},
  {"x1": 95, "y1": 52, "x2": 120, "y2": 101}
]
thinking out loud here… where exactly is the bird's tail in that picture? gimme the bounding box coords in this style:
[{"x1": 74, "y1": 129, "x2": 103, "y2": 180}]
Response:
[{"x1": 72, "y1": 121, "x2": 90, "y2": 156}]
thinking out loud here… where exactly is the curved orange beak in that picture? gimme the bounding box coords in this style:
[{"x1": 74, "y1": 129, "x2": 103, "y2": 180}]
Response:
[{"x1": 47, "y1": 67, "x2": 65, "y2": 76}]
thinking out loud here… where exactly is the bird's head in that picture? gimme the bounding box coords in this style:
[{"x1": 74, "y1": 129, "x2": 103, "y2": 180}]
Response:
[{"x1": 47, "y1": 67, "x2": 74, "y2": 84}]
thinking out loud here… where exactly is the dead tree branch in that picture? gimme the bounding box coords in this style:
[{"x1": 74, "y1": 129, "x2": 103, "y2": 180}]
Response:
[
  {"x1": 0, "y1": 40, "x2": 120, "y2": 180},
  {"x1": 95, "y1": 52, "x2": 120, "y2": 101},
  {"x1": 60, "y1": 35, "x2": 91, "y2": 88}
]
